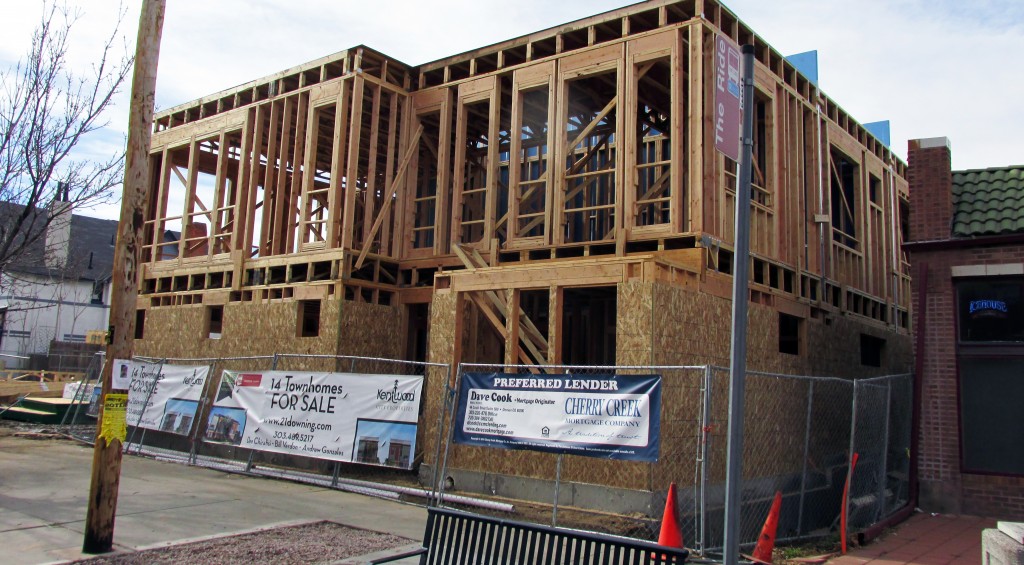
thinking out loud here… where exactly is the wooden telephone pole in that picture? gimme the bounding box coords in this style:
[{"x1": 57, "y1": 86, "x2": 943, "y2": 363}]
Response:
[{"x1": 82, "y1": 0, "x2": 165, "y2": 554}]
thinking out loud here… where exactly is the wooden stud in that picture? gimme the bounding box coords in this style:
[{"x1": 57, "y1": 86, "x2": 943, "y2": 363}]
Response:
[{"x1": 341, "y1": 75, "x2": 365, "y2": 252}]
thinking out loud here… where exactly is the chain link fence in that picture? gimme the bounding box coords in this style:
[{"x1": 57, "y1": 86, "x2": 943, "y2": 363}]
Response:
[
  {"x1": 700, "y1": 371, "x2": 913, "y2": 554},
  {"x1": 58, "y1": 353, "x2": 451, "y2": 505},
  {"x1": 435, "y1": 363, "x2": 708, "y2": 548},
  {"x1": 40, "y1": 355, "x2": 911, "y2": 558},
  {"x1": 435, "y1": 364, "x2": 912, "y2": 558}
]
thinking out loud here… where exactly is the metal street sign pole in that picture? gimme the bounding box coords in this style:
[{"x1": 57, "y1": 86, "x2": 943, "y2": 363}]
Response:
[
  {"x1": 82, "y1": 0, "x2": 165, "y2": 553},
  {"x1": 722, "y1": 43, "x2": 756, "y2": 565}
]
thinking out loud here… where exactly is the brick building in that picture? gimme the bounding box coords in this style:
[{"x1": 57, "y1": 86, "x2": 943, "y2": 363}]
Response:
[{"x1": 906, "y1": 137, "x2": 1024, "y2": 518}]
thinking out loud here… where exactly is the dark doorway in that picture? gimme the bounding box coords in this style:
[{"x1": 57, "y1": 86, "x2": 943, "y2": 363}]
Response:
[
  {"x1": 562, "y1": 286, "x2": 616, "y2": 366},
  {"x1": 405, "y1": 303, "x2": 430, "y2": 370}
]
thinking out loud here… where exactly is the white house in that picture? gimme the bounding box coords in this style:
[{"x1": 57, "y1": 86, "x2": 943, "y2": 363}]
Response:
[{"x1": 0, "y1": 200, "x2": 117, "y2": 369}]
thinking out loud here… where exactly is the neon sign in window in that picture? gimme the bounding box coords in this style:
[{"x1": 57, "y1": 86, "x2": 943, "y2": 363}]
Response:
[{"x1": 957, "y1": 280, "x2": 1024, "y2": 343}]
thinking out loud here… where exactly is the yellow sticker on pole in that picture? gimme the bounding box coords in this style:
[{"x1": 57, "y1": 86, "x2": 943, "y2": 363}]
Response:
[{"x1": 99, "y1": 393, "x2": 128, "y2": 447}]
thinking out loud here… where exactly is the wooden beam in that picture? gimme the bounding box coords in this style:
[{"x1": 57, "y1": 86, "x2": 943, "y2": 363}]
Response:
[
  {"x1": 354, "y1": 124, "x2": 423, "y2": 270},
  {"x1": 340, "y1": 75, "x2": 365, "y2": 252},
  {"x1": 362, "y1": 83, "x2": 383, "y2": 246},
  {"x1": 567, "y1": 96, "x2": 617, "y2": 152}
]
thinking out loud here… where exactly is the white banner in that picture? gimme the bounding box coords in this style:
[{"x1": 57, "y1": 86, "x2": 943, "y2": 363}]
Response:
[
  {"x1": 205, "y1": 371, "x2": 424, "y2": 469},
  {"x1": 126, "y1": 362, "x2": 211, "y2": 435}
]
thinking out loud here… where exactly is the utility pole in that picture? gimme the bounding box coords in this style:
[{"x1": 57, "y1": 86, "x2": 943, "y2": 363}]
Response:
[{"x1": 82, "y1": 0, "x2": 165, "y2": 554}]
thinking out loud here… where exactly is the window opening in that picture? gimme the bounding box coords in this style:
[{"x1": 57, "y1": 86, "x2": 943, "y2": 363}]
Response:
[
  {"x1": 634, "y1": 58, "x2": 673, "y2": 227},
  {"x1": 135, "y1": 309, "x2": 146, "y2": 340},
  {"x1": 859, "y1": 333, "x2": 884, "y2": 367},
  {"x1": 563, "y1": 71, "x2": 617, "y2": 243},
  {"x1": 207, "y1": 305, "x2": 224, "y2": 339},
  {"x1": 561, "y1": 286, "x2": 616, "y2": 365},
  {"x1": 778, "y1": 313, "x2": 801, "y2": 355},
  {"x1": 830, "y1": 148, "x2": 858, "y2": 248},
  {"x1": 298, "y1": 300, "x2": 321, "y2": 337}
]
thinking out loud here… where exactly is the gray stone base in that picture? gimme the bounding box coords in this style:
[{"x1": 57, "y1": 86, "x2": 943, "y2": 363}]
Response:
[{"x1": 983, "y1": 524, "x2": 1024, "y2": 565}]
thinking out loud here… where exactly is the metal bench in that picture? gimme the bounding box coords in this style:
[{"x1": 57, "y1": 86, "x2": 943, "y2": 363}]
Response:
[{"x1": 372, "y1": 506, "x2": 688, "y2": 564}]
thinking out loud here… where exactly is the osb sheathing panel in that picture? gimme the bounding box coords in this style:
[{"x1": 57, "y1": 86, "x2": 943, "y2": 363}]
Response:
[
  {"x1": 136, "y1": 299, "x2": 343, "y2": 367},
  {"x1": 337, "y1": 300, "x2": 402, "y2": 359},
  {"x1": 650, "y1": 281, "x2": 912, "y2": 486},
  {"x1": 421, "y1": 291, "x2": 457, "y2": 466},
  {"x1": 650, "y1": 281, "x2": 912, "y2": 376},
  {"x1": 428, "y1": 280, "x2": 913, "y2": 491},
  {"x1": 616, "y1": 281, "x2": 654, "y2": 367}
]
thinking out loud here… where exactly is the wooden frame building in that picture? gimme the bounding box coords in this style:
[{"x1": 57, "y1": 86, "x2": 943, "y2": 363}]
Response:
[{"x1": 135, "y1": 0, "x2": 913, "y2": 498}]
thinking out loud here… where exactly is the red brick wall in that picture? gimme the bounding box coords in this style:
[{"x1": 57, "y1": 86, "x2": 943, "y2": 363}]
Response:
[
  {"x1": 908, "y1": 136, "x2": 1024, "y2": 518},
  {"x1": 907, "y1": 139, "x2": 953, "y2": 243},
  {"x1": 912, "y1": 245, "x2": 1024, "y2": 518}
]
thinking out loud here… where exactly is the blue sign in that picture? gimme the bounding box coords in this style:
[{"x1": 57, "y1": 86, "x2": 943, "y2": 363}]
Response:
[
  {"x1": 454, "y1": 372, "x2": 662, "y2": 462},
  {"x1": 969, "y1": 299, "x2": 1008, "y2": 314}
]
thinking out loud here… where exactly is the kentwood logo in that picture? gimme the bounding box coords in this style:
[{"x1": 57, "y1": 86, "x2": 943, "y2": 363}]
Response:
[{"x1": 378, "y1": 380, "x2": 416, "y2": 403}]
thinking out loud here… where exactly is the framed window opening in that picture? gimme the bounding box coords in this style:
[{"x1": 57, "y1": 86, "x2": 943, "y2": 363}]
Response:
[
  {"x1": 830, "y1": 146, "x2": 859, "y2": 249},
  {"x1": 298, "y1": 299, "x2": 322, "y2": 337}
]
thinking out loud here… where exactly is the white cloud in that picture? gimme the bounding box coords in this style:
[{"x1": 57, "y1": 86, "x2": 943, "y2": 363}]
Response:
[{"x1": 2, "y1": 0, "x2": 1021, "y2": 222}]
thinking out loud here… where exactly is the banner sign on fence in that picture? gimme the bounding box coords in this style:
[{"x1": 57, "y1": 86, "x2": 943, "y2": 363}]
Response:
[
  {"x1": 454, "y1": 372, "x2": 662, "y2": 461},
  {"x1": 205, "y1": 370, "x2": 424, "y2": 469},
  {"x1": 126, "y1": 362, "x2": 210, "y2": 435}
]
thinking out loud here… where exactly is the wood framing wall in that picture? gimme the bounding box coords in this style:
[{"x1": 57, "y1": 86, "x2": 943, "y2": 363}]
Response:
[
  {"x1": 134, "y1": 0, "x2": 917, "y2": 506},
  {"x1": 138, "y1": 1, "x2": 910, "y2": 344}
]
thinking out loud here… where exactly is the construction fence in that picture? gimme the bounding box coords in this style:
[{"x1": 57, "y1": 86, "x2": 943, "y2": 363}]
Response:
[
  {"x1": 53, "y1": 356, "x2": 911, "y2": 558},
  {"x1": 60, "y1": 353, "x2": 453, "y2": 506},
  {"x1": 433, "y1": 363, "x2": 912, "y2": 557}
]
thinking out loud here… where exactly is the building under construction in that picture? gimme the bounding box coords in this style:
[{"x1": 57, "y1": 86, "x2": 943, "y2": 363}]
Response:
[{"x1": 134, "y1": 0, "x2": 913, "y2": 517}]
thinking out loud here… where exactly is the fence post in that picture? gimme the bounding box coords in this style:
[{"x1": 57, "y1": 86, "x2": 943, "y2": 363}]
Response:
[
  {"x1": 436, "y1": 364, "x2": 464, "y2": 508},
  {"x1": 247, "y1": 355, "x2": 279, "y2": 473},
  {"x1": 552, "y1": 453, "x2": 563, "y2": 527},
  {"x1": 796, "y1": 380, "x2": 814, "y2": 536},
  {"x1": 699, "y1": 365, "x2": 713, "y2": 554},
  {"x1": 60, "y1": 353, "x2": 103, "y2": 429},
  {"x1": 125, "y1": 358, "x2": 165, "y2": 454},
  {"x1": 429, "y1": 364, "x2": 454, "y2": 507},
  {"x1": 846, "y1": 380, "x2": 859, "y2": 532},
  {"x1": 188, "y1": 361, "x2": 217, "y2": 465},
  {"x1": 875, "y1": 379, "x2": 892, "y2": 521}
]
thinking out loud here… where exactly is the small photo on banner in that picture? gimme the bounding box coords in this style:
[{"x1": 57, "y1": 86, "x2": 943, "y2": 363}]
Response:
[{"x1": 454, "y1": 372, "x2": 662, "y2": 462}]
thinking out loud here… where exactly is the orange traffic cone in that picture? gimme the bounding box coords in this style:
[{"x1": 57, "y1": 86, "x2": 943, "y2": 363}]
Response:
[
  {"x1": 749, "y1": 490, "x2": 782, "y2": 564},
  {"x1": 657, "y1": 482, "x2": 685, "y2": 549}
]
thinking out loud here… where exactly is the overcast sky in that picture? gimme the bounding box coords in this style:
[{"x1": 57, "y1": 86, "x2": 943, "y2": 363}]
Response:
[{"x1": 2, "y1": 0, "x2": 1022, "y2": 221}]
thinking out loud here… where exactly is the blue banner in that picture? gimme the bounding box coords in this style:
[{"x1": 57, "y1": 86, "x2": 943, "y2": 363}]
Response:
[{"x1": 453, "y1": 372, "x2": 661, "y2": 462}]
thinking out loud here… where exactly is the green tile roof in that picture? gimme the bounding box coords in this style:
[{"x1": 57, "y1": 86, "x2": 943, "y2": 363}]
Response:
[{"x1": 952, "y1": 166, "x2": 1024, "y2": 237}]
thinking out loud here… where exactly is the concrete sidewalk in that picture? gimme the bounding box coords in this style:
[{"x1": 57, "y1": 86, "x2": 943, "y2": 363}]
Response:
[{"x1": 0, "y1": 434, "x2": 427, "y2": 564}]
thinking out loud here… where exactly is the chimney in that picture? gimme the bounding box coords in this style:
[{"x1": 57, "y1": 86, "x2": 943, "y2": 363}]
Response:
[
  {"x1": 45, "y1": 183, "x2": 72, "y2": 270},
  {"x1": 907, "y1": 137, "x2": 953, "y2": 242}
]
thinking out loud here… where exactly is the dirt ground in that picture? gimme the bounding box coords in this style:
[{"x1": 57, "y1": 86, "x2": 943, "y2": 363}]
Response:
[{"x1": 66, "y1": 521, "x2": 413, "y2": 565}]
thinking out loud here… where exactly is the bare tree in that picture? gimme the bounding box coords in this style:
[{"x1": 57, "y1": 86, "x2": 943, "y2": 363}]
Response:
[{"x1": 0, "y1": 1, "x2": 133, "y2": 278}]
